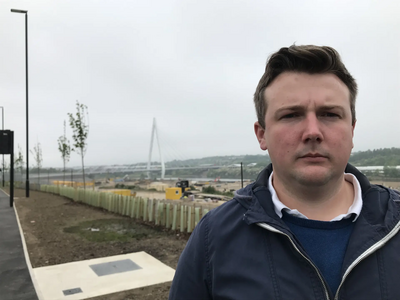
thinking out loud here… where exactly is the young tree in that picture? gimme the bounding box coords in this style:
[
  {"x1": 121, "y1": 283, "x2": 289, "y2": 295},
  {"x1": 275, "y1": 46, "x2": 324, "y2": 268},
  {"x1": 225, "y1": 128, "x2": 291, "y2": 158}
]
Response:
[
  {"x1": 30, "y1": 141, "x2": 43, "y2": 184},
  {"x1": 14, "y1": 145, "x2": 24, "y2": 181},
  {"x1": 57, "y1": 120, "x2": 72, "y2": 183},
  {"x1": 68, "y1": 101, "x2": 89, "y2": 189}
]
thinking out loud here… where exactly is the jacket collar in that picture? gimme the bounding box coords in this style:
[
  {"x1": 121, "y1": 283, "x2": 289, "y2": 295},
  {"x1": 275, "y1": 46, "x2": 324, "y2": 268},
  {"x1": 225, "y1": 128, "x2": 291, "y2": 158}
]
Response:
[{"x1": 344, "y1": 163, "x2": 372, "y2": 195}]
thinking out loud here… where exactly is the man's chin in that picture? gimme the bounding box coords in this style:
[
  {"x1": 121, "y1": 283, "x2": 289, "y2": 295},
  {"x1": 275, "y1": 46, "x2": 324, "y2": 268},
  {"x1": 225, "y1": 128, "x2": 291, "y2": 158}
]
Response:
[{"x1": 294, "y1": 168, "x2": 333, "y2": 187}]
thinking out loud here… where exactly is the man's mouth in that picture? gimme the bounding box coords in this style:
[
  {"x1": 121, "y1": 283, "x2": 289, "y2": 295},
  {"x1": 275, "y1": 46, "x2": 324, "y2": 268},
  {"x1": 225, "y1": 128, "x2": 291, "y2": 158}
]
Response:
[
  {"x1": 302, "y1": 153, "x2": 326, "y2": 158},
  {"x1": 299, "y1": 153, "x2": 328, "y2": 162}
]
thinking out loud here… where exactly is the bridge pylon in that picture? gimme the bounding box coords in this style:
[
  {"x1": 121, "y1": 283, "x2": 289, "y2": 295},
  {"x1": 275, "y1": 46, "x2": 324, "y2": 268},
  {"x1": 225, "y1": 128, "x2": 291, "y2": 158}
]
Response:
[{"x1": 147, "y1": 118, "x2": 165, "y2": 180}]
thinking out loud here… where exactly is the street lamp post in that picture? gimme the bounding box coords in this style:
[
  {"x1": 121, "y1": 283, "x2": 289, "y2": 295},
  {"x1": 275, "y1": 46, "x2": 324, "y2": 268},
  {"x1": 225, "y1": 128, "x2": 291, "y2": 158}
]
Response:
[
  {"x1": 0, "y1": 106, "x2": 4, "y2": 187},
  {"x1": 11, "y1": 8, "x2": 29, "y2": 197}
]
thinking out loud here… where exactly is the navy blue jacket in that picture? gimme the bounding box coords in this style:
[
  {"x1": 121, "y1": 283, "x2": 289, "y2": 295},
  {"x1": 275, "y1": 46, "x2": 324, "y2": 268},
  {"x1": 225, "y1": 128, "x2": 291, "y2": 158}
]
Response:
[{"x1": 169, "y1": 164, "x2": 400, "y2": 300}]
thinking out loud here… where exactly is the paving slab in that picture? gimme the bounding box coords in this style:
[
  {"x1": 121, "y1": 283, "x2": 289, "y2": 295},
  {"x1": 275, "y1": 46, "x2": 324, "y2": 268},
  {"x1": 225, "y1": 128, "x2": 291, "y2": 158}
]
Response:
[
  {"x1": 0, "y1": 189, "x2": 38, "y2": 300},
  {"x1": 33, "y1": 251, "x2": 175, "y2": 300}
]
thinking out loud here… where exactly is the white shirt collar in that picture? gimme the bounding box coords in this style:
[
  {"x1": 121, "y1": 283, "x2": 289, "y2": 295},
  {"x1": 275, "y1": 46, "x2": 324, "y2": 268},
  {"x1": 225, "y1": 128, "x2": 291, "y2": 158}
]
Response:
[{"x1": 267, "y1": 171, "x2": 363, "y2": 222}]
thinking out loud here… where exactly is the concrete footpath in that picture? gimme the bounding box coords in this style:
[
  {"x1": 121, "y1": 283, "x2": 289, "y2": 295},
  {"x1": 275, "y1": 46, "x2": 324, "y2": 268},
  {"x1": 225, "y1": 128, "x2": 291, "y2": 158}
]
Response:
[{"x1": 0, "y1": 189, "x2": 38, "y2": 300}]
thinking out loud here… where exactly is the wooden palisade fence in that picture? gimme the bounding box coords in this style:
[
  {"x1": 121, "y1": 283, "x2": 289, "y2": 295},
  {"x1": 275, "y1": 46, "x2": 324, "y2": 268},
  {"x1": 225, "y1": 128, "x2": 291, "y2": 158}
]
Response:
[{"x1": 38, "y1": 185, "x2": 216, "y2": 233}]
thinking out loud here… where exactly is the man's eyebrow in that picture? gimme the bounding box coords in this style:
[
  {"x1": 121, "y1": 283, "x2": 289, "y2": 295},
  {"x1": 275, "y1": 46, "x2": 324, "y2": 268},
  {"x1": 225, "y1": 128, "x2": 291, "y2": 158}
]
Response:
[
  {"x1": 317, "y1": 105, "x2": 346, "y2": 113},
  {"x1": 275, "y1": 105, "x2": 346, "y2": 113},
  {"x1": 274, "y1": 105, "x2": 305, "y2": 115}
]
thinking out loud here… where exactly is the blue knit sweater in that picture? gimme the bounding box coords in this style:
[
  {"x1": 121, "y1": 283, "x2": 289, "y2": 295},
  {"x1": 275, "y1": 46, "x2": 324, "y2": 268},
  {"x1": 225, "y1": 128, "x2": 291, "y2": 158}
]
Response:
[{"x1": 282, "y1": 212, "x2": 355, "y2": 295}]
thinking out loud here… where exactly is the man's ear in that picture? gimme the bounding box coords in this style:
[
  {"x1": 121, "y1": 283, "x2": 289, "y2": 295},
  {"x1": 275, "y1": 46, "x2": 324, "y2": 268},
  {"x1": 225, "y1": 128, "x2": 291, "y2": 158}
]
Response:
[
  {"x1": 351, "y1": 119, "x2": 356, "y2": 149},
  {"x1": 254, "y1": 121, "x2": 268, "y2": 151}
]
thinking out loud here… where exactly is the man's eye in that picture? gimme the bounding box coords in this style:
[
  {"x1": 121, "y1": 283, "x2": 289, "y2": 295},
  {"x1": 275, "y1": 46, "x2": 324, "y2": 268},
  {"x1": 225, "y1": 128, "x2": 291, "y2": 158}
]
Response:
[
  {"x1": 282, "y1": 113, "x2": 298, "y2": 119},
  {"x1": 322, "y1": 112, "x2": 340, "y2": 118}
]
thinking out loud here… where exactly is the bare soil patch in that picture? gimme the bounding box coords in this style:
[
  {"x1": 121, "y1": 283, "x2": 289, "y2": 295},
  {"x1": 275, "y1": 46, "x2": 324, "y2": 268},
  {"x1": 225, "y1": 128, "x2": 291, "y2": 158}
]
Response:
[
  {"x1": 8, "y1": 188, "x2": 189, "y2": 300},
  {"x1": 370, "y1": 180, "x2": 400, "y2": 190}
]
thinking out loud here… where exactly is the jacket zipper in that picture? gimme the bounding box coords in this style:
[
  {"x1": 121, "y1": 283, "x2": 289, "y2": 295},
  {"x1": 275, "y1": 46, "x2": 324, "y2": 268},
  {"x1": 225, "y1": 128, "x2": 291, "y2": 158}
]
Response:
[
  {"x1": 334, "y1": 219, "x2": 400, "y2": 300},
  {"x1": 257, "y1": 222, "x2": 330, "y2": 300}
]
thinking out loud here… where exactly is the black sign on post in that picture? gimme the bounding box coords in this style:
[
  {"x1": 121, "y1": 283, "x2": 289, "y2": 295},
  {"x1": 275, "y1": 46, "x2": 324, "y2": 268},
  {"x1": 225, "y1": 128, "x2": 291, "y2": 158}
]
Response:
[
  {"x1": 0, "y1": 130, "x2": 12, "y2": 155},
  {"x1": 0, "y1": 130, "x2": 14, "y2": 207}
]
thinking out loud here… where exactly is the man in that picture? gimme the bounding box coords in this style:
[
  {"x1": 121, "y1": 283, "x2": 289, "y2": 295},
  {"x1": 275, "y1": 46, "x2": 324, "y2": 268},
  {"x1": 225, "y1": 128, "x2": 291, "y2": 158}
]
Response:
[{"x1": 169, "y1": 45, "x2": 400, "y2": 300}]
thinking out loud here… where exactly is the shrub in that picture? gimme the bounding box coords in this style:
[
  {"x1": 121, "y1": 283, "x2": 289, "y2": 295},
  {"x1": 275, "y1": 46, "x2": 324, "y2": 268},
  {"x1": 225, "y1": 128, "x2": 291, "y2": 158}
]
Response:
[{"x1": 202, "y1": 186, "x2": 217, "y2": 194}]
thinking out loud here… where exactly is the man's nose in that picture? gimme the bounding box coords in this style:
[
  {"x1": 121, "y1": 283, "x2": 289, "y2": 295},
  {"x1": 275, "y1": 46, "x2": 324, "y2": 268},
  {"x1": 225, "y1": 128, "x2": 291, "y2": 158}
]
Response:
[{"x1": 301, "y1": 114, "x2": 323, "y2": 142}]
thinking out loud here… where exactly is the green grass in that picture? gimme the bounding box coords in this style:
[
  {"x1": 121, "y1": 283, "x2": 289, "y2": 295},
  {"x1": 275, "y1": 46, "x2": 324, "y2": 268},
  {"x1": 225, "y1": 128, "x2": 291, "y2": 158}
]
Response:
[{"x1": 63, "y1": 218, "x2": 158, "y2": 242}]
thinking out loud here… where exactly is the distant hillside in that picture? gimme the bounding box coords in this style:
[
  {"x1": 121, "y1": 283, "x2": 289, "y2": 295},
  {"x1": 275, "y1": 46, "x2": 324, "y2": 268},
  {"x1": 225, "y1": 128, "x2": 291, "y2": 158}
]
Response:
[
  {"x1": 163, "y1": 155, "x2": 271, "y2": 180},
  {"x1": 165, "y1": 154, "x2": 271, "y2": 167},
  {"x1": 349, "y1": 148, "x2": 400, "y2": 166}
]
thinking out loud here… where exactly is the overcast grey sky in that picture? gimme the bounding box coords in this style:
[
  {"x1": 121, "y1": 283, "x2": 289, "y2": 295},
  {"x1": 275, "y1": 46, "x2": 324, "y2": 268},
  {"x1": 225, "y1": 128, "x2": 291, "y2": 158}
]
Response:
[{"x1": 1, "y1": 0, "x2": 400, "y2": 168}]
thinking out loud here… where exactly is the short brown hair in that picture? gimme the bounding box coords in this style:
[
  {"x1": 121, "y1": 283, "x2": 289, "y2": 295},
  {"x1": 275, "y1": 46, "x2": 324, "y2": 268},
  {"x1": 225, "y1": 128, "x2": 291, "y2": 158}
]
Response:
[{"x1": 254, "y1": 45, "x2": 357, "y2": 128}]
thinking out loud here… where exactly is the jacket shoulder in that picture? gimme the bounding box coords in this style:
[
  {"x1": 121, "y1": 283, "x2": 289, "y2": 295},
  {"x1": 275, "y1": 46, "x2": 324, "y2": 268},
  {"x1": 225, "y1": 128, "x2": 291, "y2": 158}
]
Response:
[
  {"x1": 368, "y1": 184, "x2": 400, "y2": 202},
  {"x1": 205, "y1": 197, "x2": 249, "y2": 228},
  {"x1": 169, "y1": 198, "x2": 249, "y2": 299}
]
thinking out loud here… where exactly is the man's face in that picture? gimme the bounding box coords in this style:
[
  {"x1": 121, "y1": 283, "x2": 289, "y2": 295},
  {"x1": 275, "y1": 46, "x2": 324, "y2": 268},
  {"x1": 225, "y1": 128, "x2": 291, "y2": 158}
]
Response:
[{"x1": 255, "y1": 72, "x2": 355, "y2": 187}]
